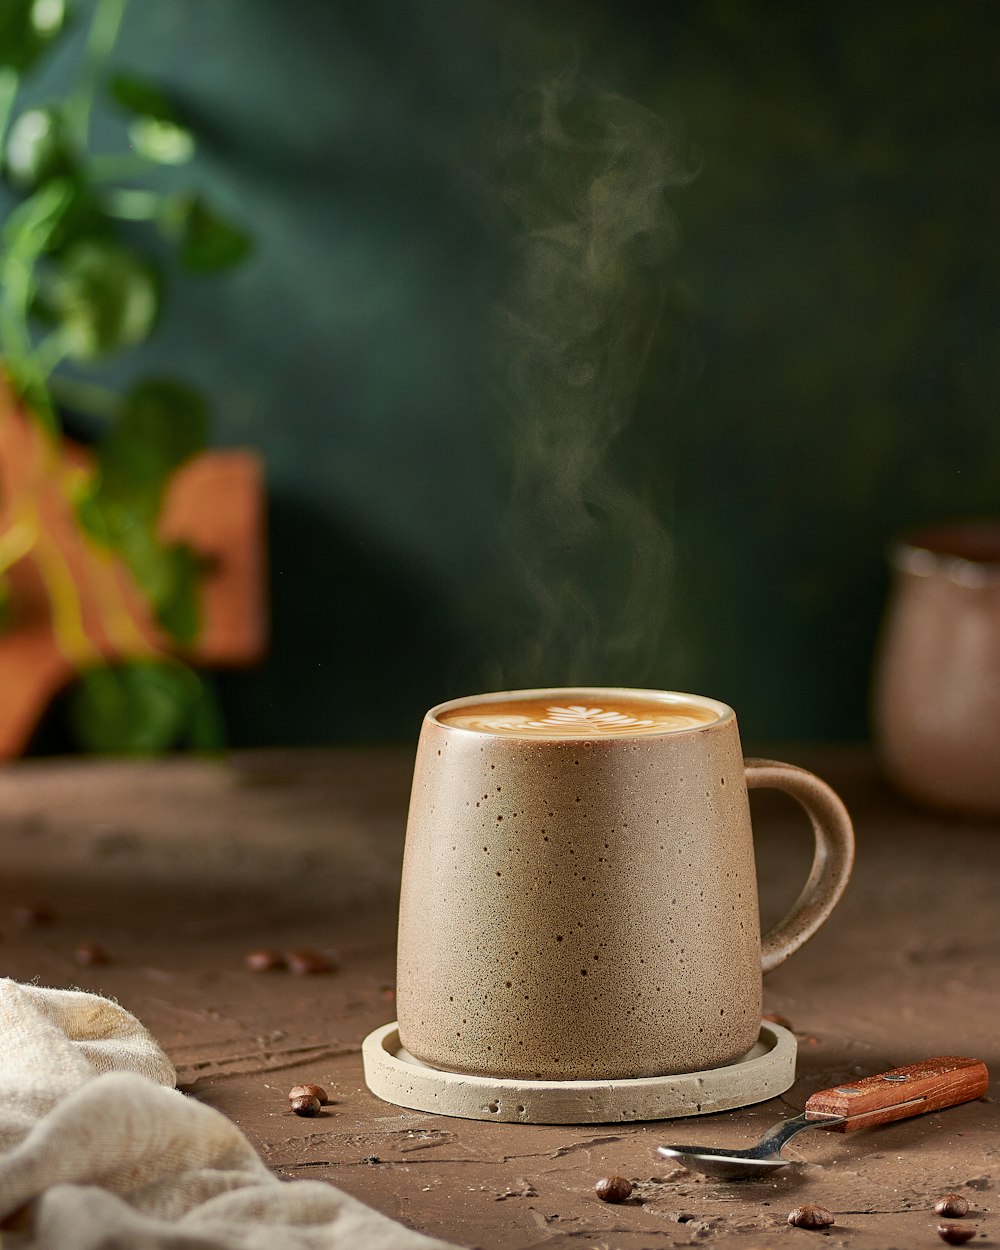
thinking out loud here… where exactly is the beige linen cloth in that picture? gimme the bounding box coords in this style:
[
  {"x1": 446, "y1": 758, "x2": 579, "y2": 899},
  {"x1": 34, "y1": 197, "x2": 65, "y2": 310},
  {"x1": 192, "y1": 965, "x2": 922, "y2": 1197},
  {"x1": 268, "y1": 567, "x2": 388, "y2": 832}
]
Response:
[{"x1": 0, "y1": 979, "x2": 458, "y2": 1249}]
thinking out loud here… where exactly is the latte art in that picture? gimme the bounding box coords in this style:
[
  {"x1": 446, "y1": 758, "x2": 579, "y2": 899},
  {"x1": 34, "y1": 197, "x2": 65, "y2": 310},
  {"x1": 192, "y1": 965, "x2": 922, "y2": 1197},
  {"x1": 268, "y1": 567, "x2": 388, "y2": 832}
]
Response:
[{"x1": 440, "y1": 696, "x2": 718, "y2": 738}]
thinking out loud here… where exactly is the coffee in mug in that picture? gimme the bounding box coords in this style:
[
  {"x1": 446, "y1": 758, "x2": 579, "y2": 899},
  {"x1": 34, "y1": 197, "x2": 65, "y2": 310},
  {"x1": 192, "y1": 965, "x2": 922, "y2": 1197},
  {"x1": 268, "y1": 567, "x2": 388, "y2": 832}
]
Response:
[
  {"x1": 397, "y1": 688, "x2": 854, "y2": 1081},
  {"x1": 438, "y1": 693, "x2": 718, "y2": 736}
]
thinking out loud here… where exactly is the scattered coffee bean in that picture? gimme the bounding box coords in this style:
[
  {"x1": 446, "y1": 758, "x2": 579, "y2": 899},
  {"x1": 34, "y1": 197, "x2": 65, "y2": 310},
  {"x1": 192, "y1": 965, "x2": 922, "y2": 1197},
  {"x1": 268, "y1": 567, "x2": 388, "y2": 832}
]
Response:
[
  {"x1": 762, "y1": 1011, "x2": 793, "y2": 1031},
  {"x1": 937, "y1": 1225, "x2": 975, "y2": 1245},
  {"x1": 288, "y1": 1083, "x2": 329, "y2": 1104},
  {"x1": 935, "y1": 1195, "x2": 970, "y2": 1219},
  {"x1": 13, "y1": 902, "x2": 54, "y2": 928},
  {"x1": 595, "y1": 1176, "x2": 632, "y2": 1203},
  {"x1": 290, "y1": 1095, "x2": 321, "y2": 1117},
  {"x1": 245, "y1": 949, "x2": 285, "y2": 972},
  {"x1": 287, "y1": 948, "x2": 336, "y2": 975},
  {"x1": 73, "y1": 942, "x2": 110, "y2": 966},
  {"x1": 787, "y1": 1204, "x2": 835, "y2": 1230}
]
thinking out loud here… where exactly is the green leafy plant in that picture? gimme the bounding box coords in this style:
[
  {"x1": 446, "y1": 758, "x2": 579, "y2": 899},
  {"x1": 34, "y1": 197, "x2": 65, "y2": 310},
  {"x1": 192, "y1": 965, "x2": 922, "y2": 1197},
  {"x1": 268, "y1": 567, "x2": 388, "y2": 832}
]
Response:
[{"x1": 0, "y1": 0, "x2": 252, "y2": 752}]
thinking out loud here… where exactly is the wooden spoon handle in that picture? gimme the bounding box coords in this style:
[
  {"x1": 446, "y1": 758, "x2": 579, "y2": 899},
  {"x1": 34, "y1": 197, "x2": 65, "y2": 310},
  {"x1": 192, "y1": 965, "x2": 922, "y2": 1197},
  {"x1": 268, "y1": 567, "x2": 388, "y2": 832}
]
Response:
[{"x1": 805, "y1": 1056, "x2": 989, "y2": 1133}]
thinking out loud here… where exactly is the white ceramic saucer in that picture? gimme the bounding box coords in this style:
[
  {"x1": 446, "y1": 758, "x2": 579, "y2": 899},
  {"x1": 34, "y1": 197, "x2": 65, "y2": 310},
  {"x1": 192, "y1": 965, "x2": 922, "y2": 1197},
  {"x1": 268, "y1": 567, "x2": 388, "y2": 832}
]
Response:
[{"x1": 362, "y1": 1020, "x2": 796, "y2": 1124}]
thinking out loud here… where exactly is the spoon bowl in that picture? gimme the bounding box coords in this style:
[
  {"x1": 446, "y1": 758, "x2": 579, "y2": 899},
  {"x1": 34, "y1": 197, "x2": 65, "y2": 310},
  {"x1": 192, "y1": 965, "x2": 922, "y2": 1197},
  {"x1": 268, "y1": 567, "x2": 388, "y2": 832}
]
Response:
[{"x1": 657, "y1": 1057, "x2": 988, "y2": 1182}]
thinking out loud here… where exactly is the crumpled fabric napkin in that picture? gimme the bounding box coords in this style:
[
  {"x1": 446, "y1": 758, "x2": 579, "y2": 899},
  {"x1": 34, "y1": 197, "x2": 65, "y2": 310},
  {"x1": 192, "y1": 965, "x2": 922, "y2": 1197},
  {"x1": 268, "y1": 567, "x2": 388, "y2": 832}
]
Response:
[{"x1": 0, "y1": 979, "x2": 460, "y2": 1249}]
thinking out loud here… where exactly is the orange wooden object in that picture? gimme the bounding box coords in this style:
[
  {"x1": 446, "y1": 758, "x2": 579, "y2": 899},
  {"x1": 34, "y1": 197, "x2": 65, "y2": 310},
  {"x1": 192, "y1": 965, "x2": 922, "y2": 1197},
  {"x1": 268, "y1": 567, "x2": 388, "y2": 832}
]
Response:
[
  {"x1": 0, "y1": 384, "x2": 267, "y2": 756},
  {"x1": 805, "y1": 1056, "x2": 990, "y2": 1132}
]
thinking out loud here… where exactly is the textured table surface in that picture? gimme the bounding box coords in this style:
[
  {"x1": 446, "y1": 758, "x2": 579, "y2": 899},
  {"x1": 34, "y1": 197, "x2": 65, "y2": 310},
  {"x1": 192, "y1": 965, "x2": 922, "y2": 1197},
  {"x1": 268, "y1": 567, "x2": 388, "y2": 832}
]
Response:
[{"x1": 0, "y1": 747, "x2": 996, "y2": 1249}]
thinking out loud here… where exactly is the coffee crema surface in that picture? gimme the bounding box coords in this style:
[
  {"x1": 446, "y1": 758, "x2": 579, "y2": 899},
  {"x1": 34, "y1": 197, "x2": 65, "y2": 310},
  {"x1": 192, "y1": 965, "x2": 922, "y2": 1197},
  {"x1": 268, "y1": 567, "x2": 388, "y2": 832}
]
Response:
[{"x1": 438, "y1": 695, "x2": 719, "y2": 738}]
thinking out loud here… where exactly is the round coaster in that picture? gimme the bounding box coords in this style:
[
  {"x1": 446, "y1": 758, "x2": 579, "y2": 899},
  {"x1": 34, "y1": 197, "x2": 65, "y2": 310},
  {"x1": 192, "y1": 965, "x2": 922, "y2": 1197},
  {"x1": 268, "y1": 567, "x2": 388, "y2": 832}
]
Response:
[{"x1": 362, "y1": 1020, "x2": 796, "y2": 1125}]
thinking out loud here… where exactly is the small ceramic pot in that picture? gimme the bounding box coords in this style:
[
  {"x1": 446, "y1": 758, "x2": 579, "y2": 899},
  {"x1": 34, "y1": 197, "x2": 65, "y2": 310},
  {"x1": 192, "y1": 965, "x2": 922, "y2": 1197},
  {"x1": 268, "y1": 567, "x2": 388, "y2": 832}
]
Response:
[{"x1": 873, "y1": 521, "x2": 1000, "y2": 814}]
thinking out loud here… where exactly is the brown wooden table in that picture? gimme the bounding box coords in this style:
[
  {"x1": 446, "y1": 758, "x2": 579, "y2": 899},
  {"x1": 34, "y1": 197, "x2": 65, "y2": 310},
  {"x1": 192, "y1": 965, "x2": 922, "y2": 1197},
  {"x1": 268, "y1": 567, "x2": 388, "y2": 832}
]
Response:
[{"x1": 0, "y1": 748, "x2": 996, "y2": 1249}]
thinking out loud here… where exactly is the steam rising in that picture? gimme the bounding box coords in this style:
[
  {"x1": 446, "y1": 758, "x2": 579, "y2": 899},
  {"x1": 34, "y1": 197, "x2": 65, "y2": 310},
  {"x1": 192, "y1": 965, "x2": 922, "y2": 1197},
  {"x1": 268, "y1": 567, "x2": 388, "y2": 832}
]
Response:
[{"x1": 494, "y1": 74, "x2": 692, "y2": 685}]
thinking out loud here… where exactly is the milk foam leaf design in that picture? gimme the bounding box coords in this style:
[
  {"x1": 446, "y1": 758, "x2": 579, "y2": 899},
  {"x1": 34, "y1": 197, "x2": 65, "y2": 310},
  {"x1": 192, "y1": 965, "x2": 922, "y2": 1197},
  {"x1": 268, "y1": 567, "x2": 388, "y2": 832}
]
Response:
[
  {"x1": 525, "y1": 705, "x2": 658, "y2": 732},
  {"x1": 469, "y1": 704, "x2": 659, "y2": 735}
]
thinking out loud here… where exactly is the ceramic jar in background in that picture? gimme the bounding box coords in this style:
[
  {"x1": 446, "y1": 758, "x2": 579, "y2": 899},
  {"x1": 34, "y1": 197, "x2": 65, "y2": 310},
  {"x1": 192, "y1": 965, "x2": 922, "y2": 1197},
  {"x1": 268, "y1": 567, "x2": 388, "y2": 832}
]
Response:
[{"x1": 874, "y1": 522, "x2": 1000, "y2": 814}]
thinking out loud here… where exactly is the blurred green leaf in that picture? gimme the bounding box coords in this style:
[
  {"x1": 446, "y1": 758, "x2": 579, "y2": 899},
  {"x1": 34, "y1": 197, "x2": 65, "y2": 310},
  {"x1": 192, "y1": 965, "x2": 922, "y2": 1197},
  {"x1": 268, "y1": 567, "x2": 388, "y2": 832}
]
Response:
[
  {"x1": 0, "y1": 0, "x2": 67, "y2": 73},
  {"x1": 75, "y1": 487, "x2": 114, "y2": 545},
  {"x1": 42, "y1": 181, "x2": 112, "y2": 254},
  {"x1": 76, "y1": 379, "x2": 209, "y2": 642},
  {"x1": 108, "y1": 71, "x2": 175, "y2": 121},
  {"x1": 4, "y1": 106, "x2": 75, "y2": 190},
  {"x1": 105, "y1": 378, "x2": 209, "y2": 491},
  {"x1": 70, "y1": 662, "x2": 187, "y2": 752},
  {"x1": 0, "y1": 178, "x2": 76, "y2": 434},
  {"x1": 102, "y1": 527, "x2": 202, "y2": 643},
  {"x1": 78, "y1": 379, "x2": 208, "y2": 528},
  {"x1": 147, "y1": 543, "x2": 201, "y2": 642},
  {"x1": 127, "y1": 115, "x2": 194, "y2": 165},
  {"x1": 47, "y1": 239, "x2": 159, "y2": 358},
  {"x1": 0, "y1": 573, "x2": 14, "y2": 633},
  {"x1": 93, "y1": 518, "x2": 202, "y2": 642},
  {"x1": 107, "y1": 72, "x2": 195, "y2": 165},
  {"x1": 15, "y1": 182, "x2": 113, "y2": 267},
  {"x1": 0, "y1": 173, "x2": 74, "y2": 248},
  {"x1": 167, "y1": 195, "x2": 253, "y2": 271},
  {"x1": 69, "y1": 660, "x2": 224, "y2": 753},
  {"x1": 187, "y1": 683, "x2": 226, "y2": 750},
  {"x1": 1, "y1": 5, "x2": 246, "y2": 756}
]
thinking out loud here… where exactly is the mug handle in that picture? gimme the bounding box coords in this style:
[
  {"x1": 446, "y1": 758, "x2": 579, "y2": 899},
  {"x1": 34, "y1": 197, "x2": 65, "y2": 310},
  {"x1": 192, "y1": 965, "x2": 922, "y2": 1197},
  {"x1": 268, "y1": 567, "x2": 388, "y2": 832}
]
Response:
[{"x1": 744, "y1": 758, "x2": 855, "y2": 974}]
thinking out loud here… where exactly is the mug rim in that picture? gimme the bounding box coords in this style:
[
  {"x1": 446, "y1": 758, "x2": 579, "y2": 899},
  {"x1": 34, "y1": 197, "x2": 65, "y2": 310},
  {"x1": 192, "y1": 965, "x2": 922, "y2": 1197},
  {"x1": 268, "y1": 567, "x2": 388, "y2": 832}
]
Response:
[{"x1": 426, "y1": 687, "x2": 736, "y2": 740}]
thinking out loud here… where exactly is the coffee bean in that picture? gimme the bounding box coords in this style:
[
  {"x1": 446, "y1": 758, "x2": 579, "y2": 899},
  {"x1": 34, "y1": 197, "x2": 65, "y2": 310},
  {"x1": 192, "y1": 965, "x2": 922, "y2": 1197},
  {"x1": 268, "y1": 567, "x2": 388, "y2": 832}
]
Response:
[
  {"x1": 937, "y1": 1225, "x2": 975, "y2": 1245},
  {"x1": 13, "y1": 902, "x2": 54, "y2": 928},
  {"x1": 935, "y1": 1195, "x2": 970, "y2": 1219},
  {"x1": 73, "y1": 942, "x2": 110, "y2": 966},
  {"x1": 290, "y1": 1095, "x2": 321, "y2": 1117},
  {"x1": 594, "y1": 1176, "x2": 632, "y2": 1203},
  {"x1": 287, "y1": 948, "x2": 336, "y2": 975},
  {"x1": 787, "y1": 1204, "x2": 835, "y2": 1230},
  {"x1": 245, "y1": 949, "x2": 285, "y2": 972},
  {"x1": 289, "y1": 1083, "x2": 329, "y2": 1104}
]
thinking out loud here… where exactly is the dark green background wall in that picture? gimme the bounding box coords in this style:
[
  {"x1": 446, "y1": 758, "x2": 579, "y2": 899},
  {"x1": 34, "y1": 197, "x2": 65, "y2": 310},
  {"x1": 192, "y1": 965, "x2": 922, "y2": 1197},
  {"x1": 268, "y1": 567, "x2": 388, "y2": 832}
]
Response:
[{"x1": 28, "y1": 1, "x2": 1000, "y2": 744}]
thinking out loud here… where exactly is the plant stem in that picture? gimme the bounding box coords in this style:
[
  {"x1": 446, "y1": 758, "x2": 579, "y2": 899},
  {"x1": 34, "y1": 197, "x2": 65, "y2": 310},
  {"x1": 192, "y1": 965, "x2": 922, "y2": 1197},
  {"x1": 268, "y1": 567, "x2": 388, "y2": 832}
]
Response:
[
  {"x1": 70, "y1": 0, "x2": 130, "y2": 148},
  {"x1": 0, "y1": 248, "x2": 35, "y2": 367},
  {"x1": 49, "y1": 376, "x2": 120, "y2": 421},
  {"x1": 87, "y1": 152, "x2": 150, "y2": 181},
  {"x1": 0, "y1": 519, "x2": 37, "y2": 575},
  {"x1": 0, "y1": 67, "x2": 19, "y2": 153},
  {"x1": 32, "y1": 330, "x2": 72, "y2": 377},
  {"x1": 103, "y1": 187, "x2": 161, "y2": 220},
  {"x1": 0, "y1": 181, "x2": 75, "y2": 432},
  {"x1": 33, "y1": 524, "x2": 100, "y2": 664}
]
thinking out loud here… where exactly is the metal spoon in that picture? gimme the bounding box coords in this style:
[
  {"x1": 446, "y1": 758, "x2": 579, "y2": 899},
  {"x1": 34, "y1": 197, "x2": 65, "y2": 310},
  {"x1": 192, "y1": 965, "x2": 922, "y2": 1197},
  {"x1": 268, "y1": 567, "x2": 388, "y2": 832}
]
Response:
[{"x1": 657, "y1": 1054, "x2": 989, "y2": 1181}]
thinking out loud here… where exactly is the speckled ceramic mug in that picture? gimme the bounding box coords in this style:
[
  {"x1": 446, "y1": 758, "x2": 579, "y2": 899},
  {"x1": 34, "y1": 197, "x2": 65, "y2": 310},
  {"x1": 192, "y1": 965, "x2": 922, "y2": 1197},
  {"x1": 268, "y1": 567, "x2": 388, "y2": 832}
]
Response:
[{"x1": 396, "y1": 688, "x2": 854, "y2": 1081}]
